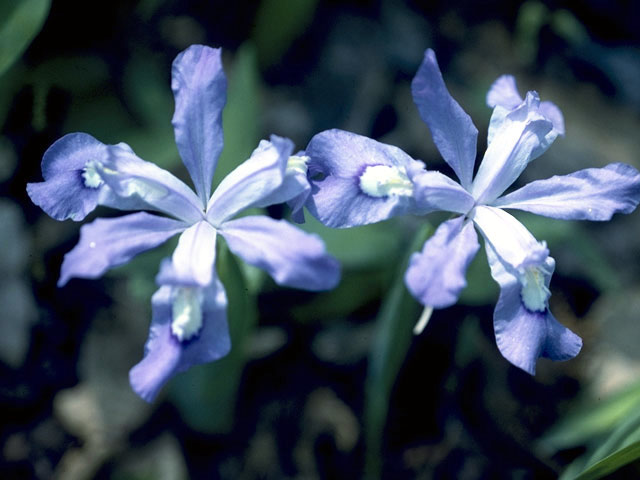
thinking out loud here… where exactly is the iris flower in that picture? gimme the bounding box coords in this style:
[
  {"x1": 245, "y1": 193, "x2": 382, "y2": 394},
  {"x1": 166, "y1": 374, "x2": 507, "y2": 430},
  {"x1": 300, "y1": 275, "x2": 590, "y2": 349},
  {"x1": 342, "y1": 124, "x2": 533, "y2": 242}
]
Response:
[
  {"x1": 27, "y1": 45, "x2": 340, "y2": 401},
  {"x1": 304, "y1": 49, "x2": 640, "y2": 374}
]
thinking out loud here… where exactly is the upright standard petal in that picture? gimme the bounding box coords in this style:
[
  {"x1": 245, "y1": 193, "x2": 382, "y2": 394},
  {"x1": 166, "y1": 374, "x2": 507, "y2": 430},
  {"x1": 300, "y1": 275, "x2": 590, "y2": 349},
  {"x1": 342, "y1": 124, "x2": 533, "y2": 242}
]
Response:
[
  {"x1": 255, "y1": 154, "x2": 311, "y2": 223},
  {"x1": 171, "y1": 45, "x2": 227, "y2": 204},
  {"x1": 129, "y1": 279, "x2": 230, "y2": 402},
  {"x1": 168, "y1": 220, "x2": 217, "y2": 287},
  {"x1": 471, "y1": 92, "x2": 554, "y2": 204},
  {"x1": 27, "y1": 133, "x2": 111, "y2": 221},
  {"x1": 58, "y1": 212, "x2": 187, "y2": 286},
  {"x1": 411, "y1": 49, "x2": 478, "y2": 190},
  {"x1": 305, "y1": 129, "x2": 423, "y2": 228},
  {"x1": 405, "y1": 217, "x2": 480, "y2": 308},
  {"x1": 495, "y1": 163, "x2": 640, "y2": 221},
  {"x1": 99, "y1": 145, "x2": 204, "y2": 223},
  {"x1": 220, "y1": 216, "x2": 340, "y2": 291},
  {"x1": 206, "y1": 136, "x2": 294, "y2": 226},
  {"x1": 486, "y1": 75, "x2": 522, "y2": 109},
  {"x1": 485, "y1": 244, "x2": 582, "y2": 374}
]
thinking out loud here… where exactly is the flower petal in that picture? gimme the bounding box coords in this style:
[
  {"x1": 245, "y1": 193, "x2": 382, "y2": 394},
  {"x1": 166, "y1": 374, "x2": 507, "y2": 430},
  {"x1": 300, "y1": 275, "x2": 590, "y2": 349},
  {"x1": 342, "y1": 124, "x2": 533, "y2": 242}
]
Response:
[
  {"x1": 405, "y1": 217, "x2": 480, "y2": 308},
  {"x1": 471, "y1": 206, "x2": 548, "y2": 273},
  {"x1": 540, "y1": 100, "x2": 565, "y2": 136},
  {"x1": 206, "y1": 135, "x2": 294, "y2": 225},
  {"x1": 412, "y1": 170, "x2": 475, "y2": 215},
  {"x1": 220, "y1": 215, "x2": 340, "y2": 291},
  {"x1": 58, "y1": 212, "x2": 186, "y2": 286},
  {"x1": 171, "y1": 45, "x2": 227, "y2": 204},
  {"x1": 411, "y1": 49, "x2": 478, "y2": 189},
  {"x1": 26, "y1": 133, "x2": 144, "y2": 221},
  {"x1": 486, "y1": 75, "x2": 523, "y2": 109},
  {"x1": 470, "y1": 92, "x2": 554, "y2": 204},
  {"x1": 166, "y1": 220, "x2": 217, "y2": 287},
  {"x1": 99, "y1": 144, "x2": 204, "y2": 223},
  {"x1": 304, "y1": 129, "x2": 424, "y2": 228},
  {"x1": 494, "y1": 163, "x2": 640, "y2": 220},
  {"x1": 485, "y1": 244, "x2": 582, "y2": 374},
  {"x1": 255, "y1": 154, "x2": 311, "y2": 223},
  {"x1": 129, "y1": 279, "x2": 230, "y2": 402}
]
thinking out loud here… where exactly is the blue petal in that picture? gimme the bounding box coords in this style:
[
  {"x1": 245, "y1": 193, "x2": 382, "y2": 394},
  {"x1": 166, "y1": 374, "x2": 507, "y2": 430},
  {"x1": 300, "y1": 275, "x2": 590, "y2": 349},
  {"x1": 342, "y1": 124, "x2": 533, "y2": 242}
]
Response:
[
  {"x1": 167, "y1": 220, "x2": 217, "y2": 287},
  {"x1": 487, "y1": 76, "x2": 565, "y2": 136},
  {"x1": 171, "y1": 45, "x2": 227, "y2": 204},
  {"x1": 486, "y1": 75, "x2": 522, "y2": 109},
  {"x1": 206, "y1": 135, "x2": 294, "y2": 226},
  {"x1": 255, "y1": 154, "x2": 311, "y2": 222},
  {"x1": 305, "y1": 129, "x2": 425, "y2": 228},
  {"x1": 220, "y1": 215, "x2": 341, "y2": 291},
  {"x1": 411, "y1": 49, "x2": 478, "y2": 190},
  {"x1": 129, "y1": 279, "x2": 230, "y2": 402},
  {"x1": 405, "y1": 217, "x2": 480, "y2": 308},
  {"x1": 471, "y1": 206, "x2": 548, "y2": 274},
  {"x1": 494, "y1": 163, "x2": 640, "y2": 220},
  {"x1": 485, "y1": 244, "x2": 582, "y2": 374},
  {"x1": 27, "y1": 133, "x2": 109, "y2": 221},
  {"x1": 99, "y1": 144, "x2": 204, "y2": 223},
  {"x1": 470, "y1": 92, "x2": 554, "y2": 204},
  {"x1": 412, "y1": 170, "x2": 475, "y2": 215},
  {"x1": 58, "y1": 212, "x2": 186, "y2": 286}
]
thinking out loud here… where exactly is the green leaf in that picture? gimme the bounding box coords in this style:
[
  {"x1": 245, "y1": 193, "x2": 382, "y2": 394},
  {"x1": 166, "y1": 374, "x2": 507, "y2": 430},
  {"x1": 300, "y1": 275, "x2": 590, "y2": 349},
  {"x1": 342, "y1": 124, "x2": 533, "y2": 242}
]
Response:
[
  {"x1": 514, "y1": 1, "x2": 549, "y2": 66},
  {"x1": 560, "y1": 404, "x2": 640, "y2": 479},
  {"x1": 539, "y1": 380, "x2": 640, "y2": 453},
  {"x1": 168, "y1": 242, "x2": 257, "y2": 434},
  {"x1": 212, "y1": 43, "x2": 260, "y2": 188},
  {"x1": 0, "y1": 0, "x2": 51, "y2": 77},
  {"x1": 252, "y1": 0, "x2": 319, "y2": 67},
  {"x1": 363, "y1": 222, "x2": 434, "y2": 478}
]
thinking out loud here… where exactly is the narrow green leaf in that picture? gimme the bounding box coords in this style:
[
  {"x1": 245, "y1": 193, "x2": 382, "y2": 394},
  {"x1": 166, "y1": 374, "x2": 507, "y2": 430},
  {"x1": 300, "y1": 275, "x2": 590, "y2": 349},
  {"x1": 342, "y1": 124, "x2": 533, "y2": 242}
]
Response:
[
  {"x1": 571, "y1": 442, "x2": 640, "y2": 480},
  {"x1": 252, "y1": 0, "x2": 319, "y2": 67},
  {"x1": 560, "y1": 401, "x2": 640, "y2": 479},
  {"x1": 213, "y1": 43, "x2": 260, "y2": 188},
  {"x1": 364, "y1": 222, "x2": 433, "y2": 478},
  {"x1": 539, "y1": 380, "x2": 640, "y2": 452},
  {"x1": 169, "y1": 242, "x2": 258, "y2": 434},
  {"x1": 0, "y1": 0, "x2": 51, "y2": 77}
]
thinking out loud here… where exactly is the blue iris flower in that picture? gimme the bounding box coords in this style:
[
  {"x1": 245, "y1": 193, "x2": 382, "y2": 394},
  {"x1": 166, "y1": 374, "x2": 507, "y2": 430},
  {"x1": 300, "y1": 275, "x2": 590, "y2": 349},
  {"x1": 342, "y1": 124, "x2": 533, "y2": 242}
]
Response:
[
  {"x1": 303, "y1": 49, "x2": 640, "y2": 374},
  {"x1": 27, "y1": 45, "x2": 340, "y2": 401}
]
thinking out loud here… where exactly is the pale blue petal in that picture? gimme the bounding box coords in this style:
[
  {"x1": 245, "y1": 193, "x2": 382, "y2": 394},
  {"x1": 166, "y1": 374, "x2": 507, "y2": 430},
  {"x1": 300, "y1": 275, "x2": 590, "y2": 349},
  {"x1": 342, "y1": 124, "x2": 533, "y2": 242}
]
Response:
[
  {"x1": 485, "y1": 244, "x2": 582, "y2": 374},
  {"x1": 58, "y1": 212, "x2": 186, "y2": 286},
  {"x1": 411, "y1": 49, "x2": 478, "y2": 190},
  {"x1": 220, "y1": 216, "x2": 340, "y2": 291},
  {"x1": 171, "y1": 45, "x2": 227, "y2": 204},
  {"x1": 412, "y1": 170, "x2": 475, "y2": 215},
  {"x1": 471, "y1": 206, "x2": 548, "y2": 273},
  {"x1": 470, "y1": 92, "x2": 554, "y2": 204},
  {"x1": 98, "y1": 144, "x2": 204, "y2": 223},
  {"x1": 168, "y1": 220, "x2": 217, "y2": 287},
  {"x1": 486, "y1": 75, "x2": 522, "y2": 109},
  {"x1": 405, "y1": 217, "x2": 480, "y2": 308},
  {"x1": 494, "y1": 163, "x2": 640, "y2": 220},
  {"x1": 206, "y1": 136, "x2": 294, "y2": 226},
  {"x1": 540, "y1": 100, "x2": 565, "y2": 136},
  {"x1": 129, "y1": 279, "x2": 230, "y2": 402},
  {"x1": 305, "y1": 129, "x2": 424, "y2": 228},
  {"x1": 25, "y1": 133, "x2": 139, "y2": 221}
]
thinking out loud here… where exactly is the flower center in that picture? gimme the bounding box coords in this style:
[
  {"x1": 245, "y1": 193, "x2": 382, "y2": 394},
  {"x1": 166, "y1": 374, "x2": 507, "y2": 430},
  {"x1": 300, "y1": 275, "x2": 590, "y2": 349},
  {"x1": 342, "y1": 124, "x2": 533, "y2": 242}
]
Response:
[
  {"x1": 359, "y1": 164, "x2": 413, "y2": 198},
  {"x1": 519, "y1": 265, "x2": 550, "y2": 312},
  {"x1": 287, "y1": 155, "x2": 309, "y2": 175},
  {"x1": 171, "y1": 287, "x2": 203, "y2": 341},
  {"x1": 82, "y1": 161, "x2": 104, "y2": 189}
]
